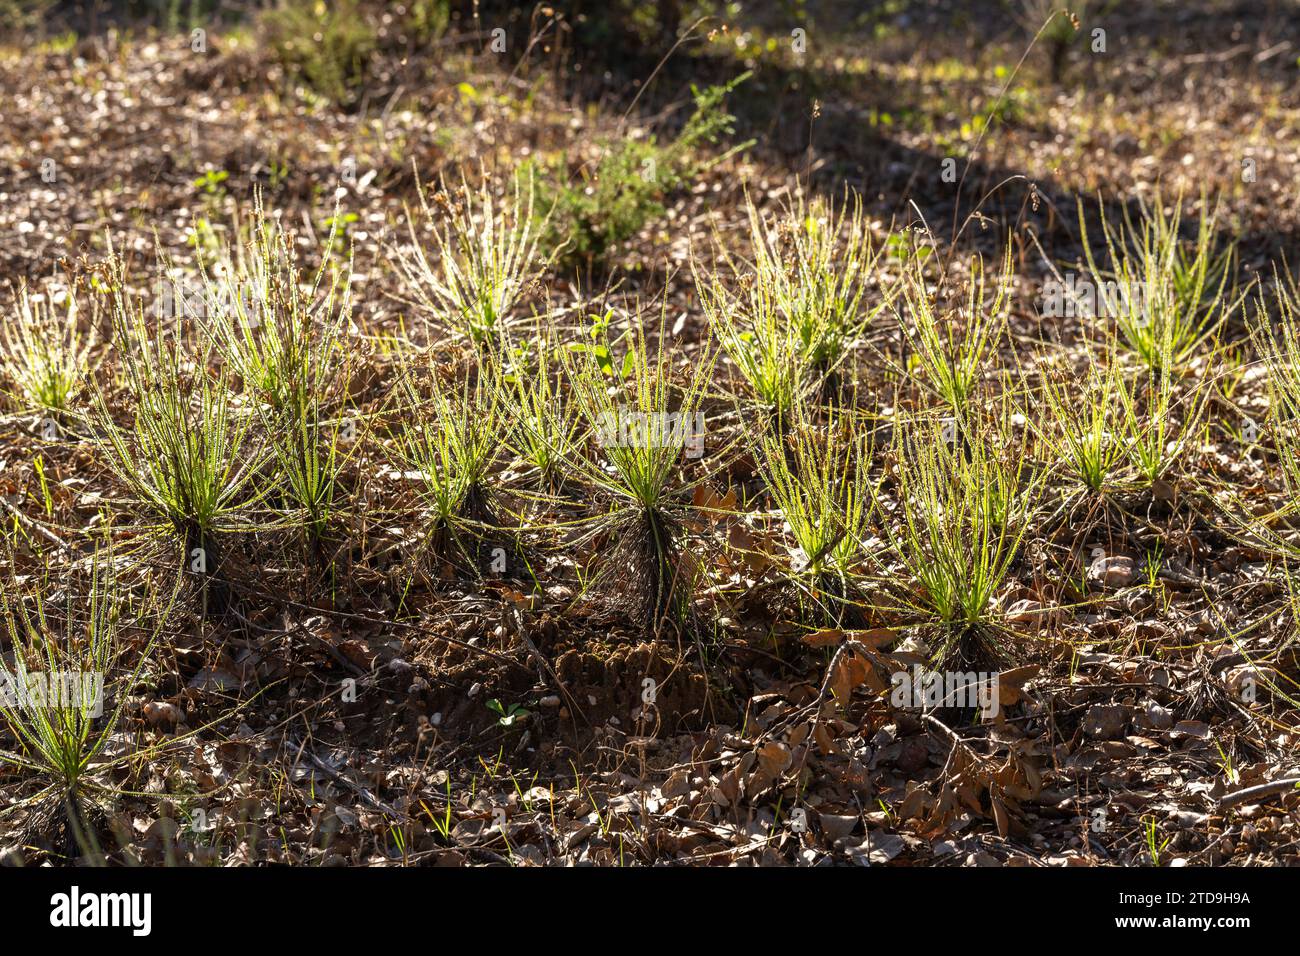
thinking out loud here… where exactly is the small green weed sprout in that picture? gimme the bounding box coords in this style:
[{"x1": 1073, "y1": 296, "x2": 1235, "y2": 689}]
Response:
[
  {"x1": 779, "y1": 190, "x2": 893, "y2": 377},
  {"x1": 693, "y1": 219, "x2": 802, "y2": 424},
  {"x1": 1117, "y1": 361, "x2": 1207, "y2": 490}
]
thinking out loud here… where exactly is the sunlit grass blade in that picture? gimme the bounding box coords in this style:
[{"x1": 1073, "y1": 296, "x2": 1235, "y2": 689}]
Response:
[
  {"x1": 693, "y1": 228, "x2": 802, "y2": 423},
  {"x1": 782, "y1": 189, "x2": 895, "y2": 378}
]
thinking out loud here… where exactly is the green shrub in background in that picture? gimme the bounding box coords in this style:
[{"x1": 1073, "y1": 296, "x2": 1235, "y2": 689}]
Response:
[
  {"x1": 0, "y1": 0, "x2": 55, "y2": 33},
  {"x1": 526, "y1": 72, "x2": 752, "y2": 267},
  {"x1": 261, "y1": 0, "x2": 377, "y2": 107},
  {"x1": 404, "y1": 0, "x2": 450, "y2": 46}
]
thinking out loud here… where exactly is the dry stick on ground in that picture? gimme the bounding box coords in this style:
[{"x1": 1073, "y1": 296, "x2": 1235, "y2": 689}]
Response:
[
  {"x1": 749, "y1": 638, "x2": 877, "y2": 751},
  {"x1": 0, "y1": 494, "x2": 77, "y2": 553},
  {"x1": 126, "y1": 537, "x2": 568, "y2": 707},
  {"x1": 1218, "y1": 777, "x2": 1300, "y2": 809},
  {"x1": 287, "y1": 735, "x2": 403, "y2": 819},
  {"x1": 235, "y1": 568, "x2": 588, "y2": 729},
  {"x1": 792, "y1": 639, "x2": 874, "y2": 783},
  {"x1": 227, "y1": 603, "x2": 368, "y2": 679}
]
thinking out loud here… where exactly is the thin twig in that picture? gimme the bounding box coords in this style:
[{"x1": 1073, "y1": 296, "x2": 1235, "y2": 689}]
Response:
[{"x1": 1218, "y1": 777, "x2": 1300, "y2": 810}]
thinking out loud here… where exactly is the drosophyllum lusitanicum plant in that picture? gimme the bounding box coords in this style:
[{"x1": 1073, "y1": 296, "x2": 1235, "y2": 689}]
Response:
[
  {"x1": 1079, "y1": 189, "x2": 1240, "y2": 375},
  {"x1": 873, "y1": 407, "x2": 1037, "y2": 672},
  {"x1": 396, "y1": 166, "x2": 552, "y2": 354},
  {"x1": 1024, "y1": 338, "x2": 1127, "y2": 499},
  {"x1": 1024, "y1": 326, "x2": 1209, "y2": 510},
  {"x1": 393, "y1": 353, "x2": 507, "y2": 577},
  {"x1": 0, "y1": 543, "x2": 178, "y2": 859},
  {"x1": 0, "y1": 280, "x2": 98, "y2": 425},
  {"x1": 89, "y1": 252, "x2": 265, "y2": 588},
  {"x1": 564, "y1": 307, "x2": 715, "y2": 636},
  {"x1": 896, "y1": 242, "x2": 1013, "y2": 435},
  {"x1": 197, "y1": 193, "x2": 359, "y2": 552},
  {"x1": 752, "y1": 396, "x2": 874, "y2": 628},
  {"x1": 1255, "y1": 277, "x2": 1300, "y2": 527},
  {"x1": 494, "y1": 323, "x2": 585, "y2": 493},
  {"x1": 694, "y1": 187, "x2": 893, "y2": 427}
]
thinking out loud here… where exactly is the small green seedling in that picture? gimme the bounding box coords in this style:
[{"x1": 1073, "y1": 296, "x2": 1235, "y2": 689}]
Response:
[
  {"x1": 1143, "y1": 543, "x2": 1164, "y2": 590},
  {"x1": 1144, "y1": 815, "x2": 1172, "y2": 866},
  {"x1": 486, "y1": 698, "x2": 529, "y2": 728}
]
